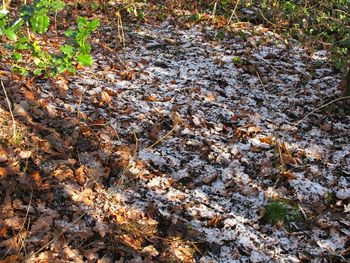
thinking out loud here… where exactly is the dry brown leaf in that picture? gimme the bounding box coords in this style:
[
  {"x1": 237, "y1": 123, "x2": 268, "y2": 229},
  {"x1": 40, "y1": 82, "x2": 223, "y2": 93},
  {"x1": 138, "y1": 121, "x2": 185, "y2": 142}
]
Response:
[
  {"x1": 259, "y1": 136, "x2": 273, "y2": 144},
  {"x1": 149, "y1": 126, "x2": 160, "y2": 142},
  {"x1": 31, "y1": 171, "x2": 42, "y2": 187},
  {"x1": 142, "y1": 245, "x2": 159, "y2": 257},
  {"x1": 247, "y1": 126, "x2": 260, "y2": 134},
  {"x1": 23, "y1": 89, "x2": 36, "y2": 101},
  {"x1": 63, "y1": 246, "x2": 83, "y2": 262},
  {"x1": 0, "y1": 226, "x2": 8, "y2": 238},
  {"x1": 0, "y1": 167, "x2": 7, "y2": 177},
  {"x1": 18, "y1": 150, "x2": 32, "y2": 159},
  {"x1": 79, "y1": 188, "x2": 94, "y2": 206},
  {"x1": 250, "y1": 144, "x2": 262, "y2": 152},
  {"x1": 75, "y1": 166, "x2": 87, "y2": 186},
  {"x1": 280, "y1": 171, "x2": 297, "y2": 180},
  {"x1": 114, "y1": 146, "x2": 132, "y2": 169},
  {"x1": 0, "y1": 236, "x2": 21, "y2": 254},
  {"x1": 3, "y1": 217, "x2": 23, "y2": 229},
  {"x1": 235, "y1": 125, "x2": 261, "y2": 138},
  {"x1": 0, "y1": 255, "x2": 21, "y2": 263},
  {"x1": 281, "y1": 153, "x2": 298, "y2": 165},
  {"x1": 31, "y1": 215, "x2": 54, "y2": 234},
  {"x1": 51, "y1": 165, "x2": 74, "y2": 181},
  {"x1": 120, "y1": 70, "x2": 136, "y2": 80},
  {"x1": 0, "y1": 148, "x2": 8, "y2": 162},
  {"x1": 208, "y1": 215, "x2": 222, "y2": 227},
  {"x1": 100, "y1": 91, "x2": 112, "y2": 104},
  {"x1": 205, "y1": 93, "x2": 216, "y2": 102},
  {"x1": 94, "y1": 221, "x2": 109, "y2": 238},
  {"x1": 139, "y1": 58, "x2": 149, "y2": 65},
  {"x1": 146, "y1": 95, "x2": 158, "y2": 102}
]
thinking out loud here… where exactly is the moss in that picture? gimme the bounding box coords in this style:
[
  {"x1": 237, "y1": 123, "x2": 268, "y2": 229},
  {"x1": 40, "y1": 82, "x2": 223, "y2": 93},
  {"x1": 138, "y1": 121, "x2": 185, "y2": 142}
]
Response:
[{"x1": 263, "y1": 200, "x2": 303, "y2": 229}]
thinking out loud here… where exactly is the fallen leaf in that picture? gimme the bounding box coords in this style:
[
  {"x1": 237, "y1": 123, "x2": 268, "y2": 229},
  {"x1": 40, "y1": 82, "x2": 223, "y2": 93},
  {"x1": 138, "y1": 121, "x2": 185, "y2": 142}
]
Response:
[
  {"x1": 0, "y1": 167, "x2": 7, "y2": 177},
  {"x1": 208, "y1": 215, "x2": 222, "y2": 227},
  {"x1": 0, "y1": 148, "x2": 8, "y2": 162},
  {"x1": 31, "y1": 215, "x2": 54, "y2": 234},
  {"x1": 31, "y1": 171, "x2": 42, "y2": 187},
  {"x1": 23, "y1": 89, "x2": 36, "y2": 100},
  {"x1": 0, "y1": 255, "x2": 21, "y2": 263},
  {"x1": 259, "y1": 136, "x2": 273, "y2": 144},
  {"x1": 142, "y1": 245, "x2": 159, "y2": 257},
  {"x1": 18, "y1": 150, "x2": 32, "y2": 159},
  {"x1": 146, "y1": 95, "x2": 158, "y2": 102},
  {"x1": 280, "y1": 171, "x2": 297, "y2": 180},
  {"x1": 149, "y1": 126, "x2": 160, "y2": 142},
  {"x1": 281, "y1": 153, "x2": 298, "y2": 165},
  {"x1": 94, "y1": 221, "x2": 109, "y2": 238},
  {"x1": 75, "y1": 166, "x2": 86, "y2": 186},
  {"x1": 100, "y1": 91, "x2": 112, "y2": 104},
  {"x1": 0, "y1": 226, "x2": 8, "y2": 238}
]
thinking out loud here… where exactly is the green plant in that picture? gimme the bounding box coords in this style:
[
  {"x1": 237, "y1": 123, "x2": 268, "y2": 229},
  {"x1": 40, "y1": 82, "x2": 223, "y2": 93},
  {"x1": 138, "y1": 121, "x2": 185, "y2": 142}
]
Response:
[
  {"x1": 262, "y1": 200, "x2": 303, "y2": 228},
  {"x1": 232, "y1": 56, "x2": 244, "y2": 67},
  {"x1": 0, "y1": 0, "x2": 99, "y2": 77},
  {"x1": 188, "y1": 12, "x2": 202, "y2": 22}
]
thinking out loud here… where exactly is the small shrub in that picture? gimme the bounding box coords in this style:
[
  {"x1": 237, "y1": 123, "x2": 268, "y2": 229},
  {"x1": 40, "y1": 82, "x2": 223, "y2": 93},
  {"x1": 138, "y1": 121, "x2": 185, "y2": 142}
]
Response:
[{"x1": 0, "y1": 0, "x2": 99, "y2": 77}]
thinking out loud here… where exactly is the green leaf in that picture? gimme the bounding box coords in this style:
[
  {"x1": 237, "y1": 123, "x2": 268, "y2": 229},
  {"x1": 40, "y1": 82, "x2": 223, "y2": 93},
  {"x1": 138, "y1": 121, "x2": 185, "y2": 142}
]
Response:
[
  {"x1": 10, "y1": 18, "x2": 23, "y2": 32},
  {"x1": 33, "y1": 69, "x2": 43, "y2": 75},
  {"x1": 87, "y1": 19, "x2": 100, "y2": 31},
  {"x1": 12, "y1": 52, "x2": 22, "y2": 61},
  {"x1": 2, "y1": 28, "x2": 17, "y2": 41},
  {"x1": 30, "y1": 13, "x2": 50, "y2": 33},
  {"x1": 77, "y1": 54, "x2": 93, "y2": 66},
  {"x1": 77, "y1": 17, "x2": 88, "y2": 29},
  {"x1": 60, "y1": 45, "x2": 75, "y2": 56},
  {"x1": 64, "y1": 29, "x2": 75, "y2": 37},
  {"x1": 32, "y1": 41, "x2": 41, "y2": 53},
  {"x1": 55, "y1": 64, "x2": 67, "y2": 74},
  {"x1": 51, "y1": 0, "x2": 65, "y2": 11},
  {"x1": 67, "y1": 66, "x2": 76, "y2": 74},
  {"x1": 78, "y1": 41, "x2": 91, "y2": 54},
  {"x1": 20, "y1": 5, "x2": 35, "y2": 18}
]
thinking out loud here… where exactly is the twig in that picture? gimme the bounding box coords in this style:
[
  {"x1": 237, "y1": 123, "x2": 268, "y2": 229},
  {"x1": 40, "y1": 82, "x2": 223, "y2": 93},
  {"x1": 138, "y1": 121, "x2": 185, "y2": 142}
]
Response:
[
  {"x1": 212, "y1": 0, "x2": 218, "y2": 23},
  {"x1": 258, "y1": 8, "x2": 277, "y2": 27},
  {"x1": 133, "y1": 129, "x2": 139, "y2": 159},
  {"x1": 1, "y1": 80, "x2": 16, "y2": 139},
  {"x1": 295, "y1": 96, "x2": 350, "y2": 126},
  {"x1": 227, "y1": 0, "x2": 240, "y2": 25},
  {"x1": 18, "y1": 182, "x2": 33, "y2": 255},
  {"x1": 145, "y1": 123, "x2": 178, "y2": 151},
  {"x1": 76, "y1": 87, "x2": 86, "y2": 119}
]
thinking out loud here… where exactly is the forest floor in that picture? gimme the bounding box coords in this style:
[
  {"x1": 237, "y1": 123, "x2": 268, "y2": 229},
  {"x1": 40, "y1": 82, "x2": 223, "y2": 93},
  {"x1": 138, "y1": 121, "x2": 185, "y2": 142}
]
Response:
[{"x1": 0, "y1": 7, "x2": 350, "y2": 263}]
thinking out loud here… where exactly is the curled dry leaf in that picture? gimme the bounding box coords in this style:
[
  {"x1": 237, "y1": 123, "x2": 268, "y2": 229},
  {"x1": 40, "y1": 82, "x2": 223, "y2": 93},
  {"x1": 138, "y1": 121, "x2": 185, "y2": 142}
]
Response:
[{"x1": 75, "y1": 165, "x2": 87, "y2": 186}]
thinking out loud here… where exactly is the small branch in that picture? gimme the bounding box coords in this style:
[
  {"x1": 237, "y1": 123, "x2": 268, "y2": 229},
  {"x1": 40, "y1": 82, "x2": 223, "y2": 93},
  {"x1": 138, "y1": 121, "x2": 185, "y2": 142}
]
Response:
[
  {"x1": 295, "y1": 96, "x2": 350, "y2": 126},
  {"x1": 1, "y1": 80, "x2": 16, "y2": 139},
  {"x1": 146, "y1": 123, "x2": 178, "y2": 151},
  {"x1": 212, "y1": 0, "x2": 218, "y2": 23},
  {"x1": 258, "y1": 8, "x2": 277, "y2": 27},
  {"x1": 227, "y1": 0, "x2": 240, "y2": 25}
]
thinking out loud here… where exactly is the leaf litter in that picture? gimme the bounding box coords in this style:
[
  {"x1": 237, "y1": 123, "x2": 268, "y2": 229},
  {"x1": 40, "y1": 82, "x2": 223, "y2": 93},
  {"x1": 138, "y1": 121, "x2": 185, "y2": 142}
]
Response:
[{"x1": 0, "y1": 14, "x2": 350, "y2": 263}]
